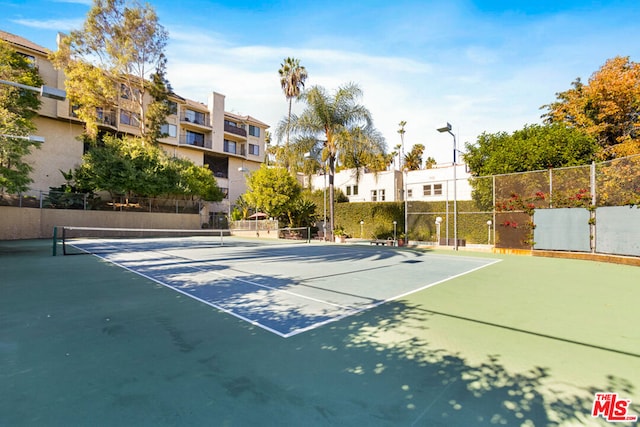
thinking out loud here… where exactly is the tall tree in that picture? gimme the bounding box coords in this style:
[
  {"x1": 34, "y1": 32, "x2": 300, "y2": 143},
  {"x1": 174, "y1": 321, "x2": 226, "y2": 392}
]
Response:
[
  {"x1": 74, "y1": 135, "x2": 222, "y2": 201},
  {"x1": 397, "y1": 121, "x2": 406, "y2": 170},
  {"x1": 337, "y1": 126, "x2": 386, "y2": 171},
  {"x1": 466, "y1": 124, "x2": 597, "y2": 176},
  {"x1": 0, "y1": 40, "x2": 44, "y2": 193},
  {"x1": 424, "y1": 156, "x2": 437, "y2": 169},
  {"x1": 278, "y1": 83, "x2": 376, "y2": 239},
  {"x1": 278, "y1": 57, "x2": 308, "y2": 168},
  {"x1": 404, "y1": 143, "x2": 425, "y2": 170},
  {"x1": 243, "y1": 164, "x2": 302, "y2": 226},
  {"x1": 542, "y1": 56, "x2": 640, "y2": 159},
  {"x1": 464, "y1": 123, "x2": 598, "y2": 209},
  {"x1": 52, "y1": 0, "x2": 170, "y2": 142}
]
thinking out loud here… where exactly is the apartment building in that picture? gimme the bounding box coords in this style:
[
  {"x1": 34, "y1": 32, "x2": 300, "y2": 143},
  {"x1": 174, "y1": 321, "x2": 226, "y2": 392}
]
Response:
[
  {"x1": 1, "y1": 30, "x2": 268, "y2": 217},
  {"x1": 306, "y1": 163, "x2": 472, "y2": 203}
]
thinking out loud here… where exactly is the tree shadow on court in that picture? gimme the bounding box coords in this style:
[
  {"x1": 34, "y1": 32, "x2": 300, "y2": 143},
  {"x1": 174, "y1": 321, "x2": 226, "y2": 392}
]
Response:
[
  {"x1": 273, "y1": 299, "x2": 640, "y2": 426},
  {"x1": 206, "y1": 243, "x2": 427, "y2": 265}
]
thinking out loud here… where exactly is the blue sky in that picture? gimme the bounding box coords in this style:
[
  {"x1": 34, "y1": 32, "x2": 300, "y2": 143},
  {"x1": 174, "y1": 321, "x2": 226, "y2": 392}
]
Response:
[{"x1": 2, "y1": 0, "x2": 640, "y2": 163}]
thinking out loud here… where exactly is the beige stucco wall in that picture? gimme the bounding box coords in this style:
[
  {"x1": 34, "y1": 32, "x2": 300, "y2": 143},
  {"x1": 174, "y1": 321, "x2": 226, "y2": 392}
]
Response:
[
  {"x1": 25, "y1": 116, "x2": 85, "y2": 193},
  {"x1": 0, "y1": 207, "x2": 42, "y2": 239},
  {"x1": 0, "y1": 206, "x2": 201, "y2": 240}
]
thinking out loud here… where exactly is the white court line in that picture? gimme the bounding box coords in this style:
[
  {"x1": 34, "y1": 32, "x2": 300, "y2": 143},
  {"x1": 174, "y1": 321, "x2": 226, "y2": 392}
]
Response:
[{"x1": 73, "y1": 241, "x2": 502, "y2": 338}]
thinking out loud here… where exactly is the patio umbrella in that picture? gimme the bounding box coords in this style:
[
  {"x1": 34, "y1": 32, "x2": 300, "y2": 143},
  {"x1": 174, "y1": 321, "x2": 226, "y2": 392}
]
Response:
[{"x1": 249, "y1": 212, "x2": 268, "y2": 219}]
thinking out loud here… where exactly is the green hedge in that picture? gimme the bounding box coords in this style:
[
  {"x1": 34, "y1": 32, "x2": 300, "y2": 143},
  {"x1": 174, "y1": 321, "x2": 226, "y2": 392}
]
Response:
[{"x1": 330, "y1": 200, "x2": 492, "y2": 244}]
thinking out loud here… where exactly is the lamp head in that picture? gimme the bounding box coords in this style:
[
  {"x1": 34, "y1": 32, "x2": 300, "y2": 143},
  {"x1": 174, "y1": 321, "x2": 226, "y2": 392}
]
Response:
[
  {"x1": 40, "y1": 85, "x2": 66, "y2": 101},
  {"x1": 437, "y1": 122, "x2": 452, "y2": 133}
]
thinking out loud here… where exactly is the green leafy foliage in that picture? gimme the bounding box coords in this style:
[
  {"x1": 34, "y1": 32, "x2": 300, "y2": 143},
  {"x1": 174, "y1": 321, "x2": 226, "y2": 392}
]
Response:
[
  {"x1": 0, "y1": 40, "x2": 44, "y2": 193},
  {"x1": 243, "y1": 164, "x2": 302, "y2": 226},
  {"x1": 465, "y1": 123, "x2": 597, "y2": 210},
  {"x1": 51, "y1": 0, "x2": 170, "y2": 140},
  {"x1": 70, "y1": 135, "x2": 222, "y2": 201}
]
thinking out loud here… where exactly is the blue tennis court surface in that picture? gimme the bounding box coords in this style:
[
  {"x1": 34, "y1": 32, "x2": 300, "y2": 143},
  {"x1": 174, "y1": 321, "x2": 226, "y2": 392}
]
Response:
[{"x1": 70, "y1": 238, "x2": 501, "y2": 337}]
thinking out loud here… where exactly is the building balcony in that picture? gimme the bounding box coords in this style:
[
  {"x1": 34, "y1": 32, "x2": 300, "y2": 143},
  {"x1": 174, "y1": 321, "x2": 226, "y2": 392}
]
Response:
[
  {"x1": 178, "y1": 134, "x2": 212, "y2": 149},
  {"x1": 224, "y1": 123, "x2": 247, "y2": 138},
  {"x1": 180, "y1": 113, "x2": 211, "y2": 129}
]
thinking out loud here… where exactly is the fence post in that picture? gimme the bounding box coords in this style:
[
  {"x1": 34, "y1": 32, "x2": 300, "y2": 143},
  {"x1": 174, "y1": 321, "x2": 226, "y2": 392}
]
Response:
[
  {"x1": 549, "y1": 168, "x2": 553, "y2": 208},
  {"x1": 590, "y1": 161, "x2": 597, "y2": 253},
  {"x1": 52, "y1": 226, "x2": 57, "y2": 256},
  {"x1": 492, "y1": 175, "x2": 496, "y2": 245}
]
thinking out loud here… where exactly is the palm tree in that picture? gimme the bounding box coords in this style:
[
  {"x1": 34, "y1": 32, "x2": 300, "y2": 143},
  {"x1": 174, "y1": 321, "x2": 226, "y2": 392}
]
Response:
[
  {"x1": 281, "y1": 83, "x2": 374, "y2": 240},
  {"x1": 424, "y1": 156, "x2": 437, "y2": 169},
  {"x1": 397, "y1": 121, "x2": 407, "y2": 170},
  {"x1": 404, "y1": 143, "x2": 425, "y2": 170},
  {"x1": 278, "y1": 57, "x2": 308, "y2": 169}
]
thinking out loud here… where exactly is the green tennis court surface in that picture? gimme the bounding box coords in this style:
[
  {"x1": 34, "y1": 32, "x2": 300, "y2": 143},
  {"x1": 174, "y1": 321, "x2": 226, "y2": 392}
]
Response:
[
  {"x1": 65, "y1": 236, "x2": 500, "y2": 337},
  {"x1": 1, "y1": 239, "x2": 639, "y2": 426}
]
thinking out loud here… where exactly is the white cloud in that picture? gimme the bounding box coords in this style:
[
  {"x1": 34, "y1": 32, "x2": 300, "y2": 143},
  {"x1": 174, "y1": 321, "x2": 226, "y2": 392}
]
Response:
[
  {"x1": 52, "y1": 0, "x2": 93, "y2": 4},
  {"x1": 11, "y1": 18, "x2": 83, "y2": 31}
]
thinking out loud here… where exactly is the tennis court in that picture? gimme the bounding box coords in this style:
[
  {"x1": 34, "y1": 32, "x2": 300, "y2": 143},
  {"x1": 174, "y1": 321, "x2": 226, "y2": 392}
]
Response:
[
  {"x1": 1, "y1": 237, "x2": 639, "y2": 426},
  {"x1": 62, "y1": 231, "x2": 500, "y2": 337}
]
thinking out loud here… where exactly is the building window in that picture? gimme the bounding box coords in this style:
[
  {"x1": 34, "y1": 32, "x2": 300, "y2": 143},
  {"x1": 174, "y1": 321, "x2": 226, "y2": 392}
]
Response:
[
  {"x1": 186, "y1": 130, "x2": 204, "y2": 146},
  {"x1": 204, "y1": 154, "x2": 228, "y2": 179},
  {"x1": 119, "y1": 110, "x2": 140, "y2": 127},
  {"x1": 371, "y1": 189, "x2": 385, "y2": 201},
  {"x1": 120, "y1": 83, "x2": 139, "y2": 100},
  {"x1": 161, "y1": 124, "x2": 177, "y2": 138},
  {"x1": 185, "y1": 109, "x2": 205, "y2": 125},
  {"x1": 407, "y1": 188, "x2": 413, "y2": 198},
  {"x1": 249, "y1": 125, "x2": 260, "y2": 137},
  {"x1": 18, "y1": 52, "x2": 35, "y2": 66},
  {"x1": 345, "y1": 185, "x2": 359, "y2": 196},
  {"x1": 224, "y1": 120, "x2": 238, "y2": 128},
  {"x1": 423, "y1": 184, "x2": 443, "y2": 196},
  {"x1": 249, "y1": 144, "x2": 259, "y2": 156},
  {"x1": 165, "y1": 100, "x2": 178, "y2": 115},
  {"x1": 224, "y1": 139, "x2": 237, "y2": 154}
]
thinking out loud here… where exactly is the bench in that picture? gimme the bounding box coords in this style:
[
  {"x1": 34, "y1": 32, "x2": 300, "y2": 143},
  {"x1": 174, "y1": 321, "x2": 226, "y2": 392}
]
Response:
[{"x1": 370, "y1": 239, "x2": 396, "y2": 246}]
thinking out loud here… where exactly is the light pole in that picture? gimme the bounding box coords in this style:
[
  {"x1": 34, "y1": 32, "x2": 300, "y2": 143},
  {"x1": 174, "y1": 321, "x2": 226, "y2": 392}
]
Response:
[
  {"x1": 487, "y1": 220, "x2": 492, "y2": 245},
  {"x1": 435, "y1": 216, "x2": 442, "y2": 245},
  {"x1": 398, "y1": 121, "x2": 408, "y2": 241},
  {"x1": 437, "y1": 122, "x2": 458, "y2": 250},
  {"x1": 393, "y1": 220, "x2": 397, "y2": 244},
  {"x1": 0, "y1": 79, "x2": 66, "y2": 101},
  {"x1": 0, "y1": 80, "x2": 65, "y2": 146},
  {"x1": 0, "y1": 134, "x2": 45, "y2": 143}
]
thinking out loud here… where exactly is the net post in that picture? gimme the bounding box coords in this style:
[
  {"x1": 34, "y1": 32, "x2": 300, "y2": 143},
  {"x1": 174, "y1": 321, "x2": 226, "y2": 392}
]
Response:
[
  {"x1": 62, "y1": 226, "x2": 67, "y2": 255},
  {"x1": 52, "y1": 226, "x2": 57, "y2": 256},
  {"x1": 307, "y1": 227, "x2": 311, "y2": 243}
]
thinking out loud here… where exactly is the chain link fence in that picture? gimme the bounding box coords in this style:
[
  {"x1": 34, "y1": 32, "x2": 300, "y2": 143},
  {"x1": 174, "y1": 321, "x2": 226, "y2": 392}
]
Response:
[
  {"x1": 407, "y1": 154, "x2": 640, "y2": 252},
  {"x1": 0, "y1": 190, "x2": 203, "y2": 214}
]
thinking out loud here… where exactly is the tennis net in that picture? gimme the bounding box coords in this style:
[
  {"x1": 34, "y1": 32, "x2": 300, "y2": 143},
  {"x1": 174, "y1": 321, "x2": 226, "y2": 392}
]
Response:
[
  {"x1": 277, "y1": 227, "x2": 312, "y2": 242},
  {"x1": 53, "y1": 226, "x2": 314, "y2": 256},
  {"x1": 54, "y1": 226, "x2": 229, "y2": 256}
]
